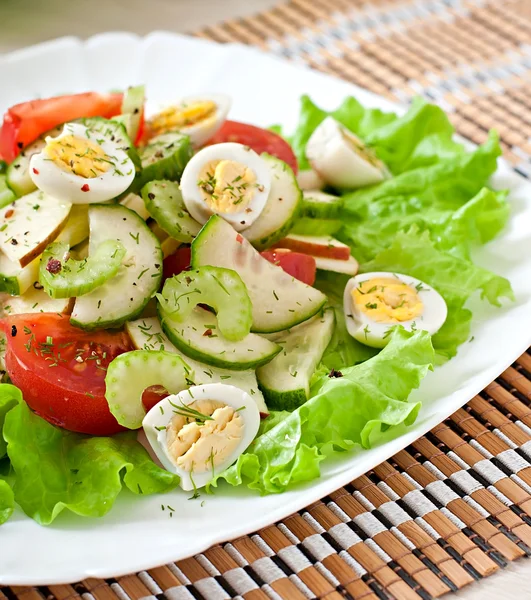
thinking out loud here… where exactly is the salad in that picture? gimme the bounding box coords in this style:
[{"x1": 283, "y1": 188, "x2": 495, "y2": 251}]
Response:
[{"x1": 0, "y1": 87, "x2": 513, "y2": 526}]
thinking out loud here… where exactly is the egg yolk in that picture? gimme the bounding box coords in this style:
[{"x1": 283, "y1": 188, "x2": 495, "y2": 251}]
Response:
[
  {"x1": 45, "y1": 135, "x2": 112, "y2": 179},
  {"x1": 197, "y1": 159, "x2": 259, "y2": 213},
  {"x1": 166, "y1": 399, "x2": 243, "y2": 474},
  {"x1": 352, "y1": 277, "x2": 423, "y2": 323},
  {"x1": 151, "y1": 100, "x2": 216, "y2": 134}
]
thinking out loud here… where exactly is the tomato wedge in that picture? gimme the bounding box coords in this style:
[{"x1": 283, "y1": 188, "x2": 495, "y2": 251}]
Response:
[
  {"x1": 163, "y1": 246, "x2": 191, "y2": 282},
  {"x1": 208, "y1": 120, "x2": 298, "y2": 173},
  {"x1": 261, "y1": 249, "x2": 316, "y2": 286},
  {"x1": 2, "y1": 314, "x2": 133, "y2": 435},
  {"x1": 0, "y1": 92, "x2": 123, "y2": 163}
]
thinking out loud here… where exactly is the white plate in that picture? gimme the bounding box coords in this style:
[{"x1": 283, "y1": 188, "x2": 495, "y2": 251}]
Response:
[{"x1": 1, "y1": 32, "x2": 531, "y2": 585}]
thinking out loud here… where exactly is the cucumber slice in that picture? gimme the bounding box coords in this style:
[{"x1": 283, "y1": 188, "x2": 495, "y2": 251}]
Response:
[
  {"x1": 0, "y1": 176, "x2": 16, "y2": 209},
  {"x1": 71, "y1": 204, "x2": 162, "y2": 329},
  {"x1": 105, "y1": 350, "x2": 190, "y2": 429},
  {"x1": 55, "y1": 205, "x2": 90, "y2": 247},
  {"x1": 159, "y1": 266, "x2": 252, "y2": 342},
  {"x1": 291, "y1": 218, "x2": 342, "y2": 236},
  {"x1": 0, "y1": 190, "x2": 71, "y2": 267},
  {"x1": 131, "y1": 132, "x2": 193, "y2": 194},
  {"x1": 302, "y1": 190, "x2": 343, "y2": 219},
  {"x1": 142, "y1": 180, "x2": 201, "y2": 243},
  {"x1": 39, "y1": 240, "x2": 126, "y2": 299},
  {"x1": 120, "y1": 85, "x2": 145, "y2": 142},
  {"x1": 243, "y1": 154, "x2": 302, "y2": 250},
  {"x1": 76, "y1": 116, "x2": 141, "y2": 173},
  {"x1": 121, "y1": 193, "x2": 150, "y2": 220},
  {"x1": 0, "y1": 253, "x2": 40, "y2": 295},
  {"x1": 126, "y1": 316, "x2": 269, "y2": 415},
  {"x1": 2, "y1": 287, "x2": 73, "y2": 315},
  {"x1": 159, "y1": 303, "x2": 280, "y2": 371},
  {"x1": 0, "y1": 161, "x2": 6, "y2": 174},
  {"x1": 6, "y1": 126, "x2": 62, "y2": 197},
  {"x1": 192, "y1": 215, "x2": 327, "y2": 333},
  {"x1": 257, "y1": 308, "x2": 335, "y2": 410}
]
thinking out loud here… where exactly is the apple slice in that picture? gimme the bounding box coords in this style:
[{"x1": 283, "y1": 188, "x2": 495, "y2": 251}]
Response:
[
  {"x1": 313, "y1": 255, "x2": 359, "y2": 276},
  {"x1": 273, "y1": 233, "x2": 350, "y2": 261},
  {"x1": 0, "y1": 190, "x2": 71, "y2": 267}
]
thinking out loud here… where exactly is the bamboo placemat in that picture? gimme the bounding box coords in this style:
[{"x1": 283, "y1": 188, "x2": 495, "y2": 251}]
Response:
[{"x1": 4, "y1": 0, "x2": 531, "y2": 597}]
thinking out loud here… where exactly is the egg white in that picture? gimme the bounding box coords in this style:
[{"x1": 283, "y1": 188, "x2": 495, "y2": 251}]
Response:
[
  {"x1": 142, "y1": 383, "x2": 260, "y2": 491},
  {"x1": 29, "y1": 122, "x2": 135, "y2": 204},
  {"x1": 306, "y1": 116, "x2": 389, "y2": 189},
  {"x1": 343, "y1": 271, "x2": 447, "y2": 348},
  {"x1": 180, "y1": 142, "x2": 271, "y2": 231},
  {"x1": 150, "y1": 94, "x2": 231, "y2": 147}
]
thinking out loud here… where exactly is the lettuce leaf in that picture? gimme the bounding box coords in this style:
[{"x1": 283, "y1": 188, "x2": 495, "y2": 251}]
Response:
[
  {"x1": 362, "y1": 228, "x2": 513, "y2": 362},
  {"x1": 212, "y1": 328, "x2": 433, "y2": 494},
  {"x1": 290, "y1": 95, "x2": 463, "y2": 173},
  {"x1": 0, "y1": 384, "x2": 179, "y2": 525},
  {"x1": 0, "y1": 479, "x2": 14, "y2": 525}
]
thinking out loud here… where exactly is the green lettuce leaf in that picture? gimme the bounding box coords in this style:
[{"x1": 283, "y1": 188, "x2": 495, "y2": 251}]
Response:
[
  {"x1": 290, "y1": 95, "x2": 464, "y2": 173},
  {"x1": 0, "y1": 478, "x2": 14, "y2": 525},
  {"x1": 0, "y1": 384, "x2": 179, "y2": 525},
  {"x1": 212, "y1": 328, "x2": 433, "y2": 494},
  {"x1": 362, "y1": 228, "x2": 513, "y2": 362}
]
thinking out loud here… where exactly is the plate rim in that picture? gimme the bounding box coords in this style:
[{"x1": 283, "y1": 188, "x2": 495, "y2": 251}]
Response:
[{"x1": 1, "y1": 30, "x2": 531, "y2": 585}]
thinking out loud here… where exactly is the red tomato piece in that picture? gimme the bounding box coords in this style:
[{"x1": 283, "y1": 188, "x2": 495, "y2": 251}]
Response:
[
  {"x1": 0, "y1": 92, "x2": 123, "y2": 163},
  {"x1": 207, "y1": 120, "x2": 298, "y2": 173},
  {"x1": 2, "y1": 314, "x2": 133, "y2": 435},
  {"x1": 261, "y1": 249, "x2": 316, "y2": 286},
  {"x1": 163, "y1": 246, "x2": 191, "y2": 282}
]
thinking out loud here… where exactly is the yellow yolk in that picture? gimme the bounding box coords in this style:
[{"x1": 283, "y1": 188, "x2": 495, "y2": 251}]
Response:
[
  {"x1": 165, "y1": 399, "x2": 244, "y2": 474},
  {"x1": 198, "y1": 159, "x2": 258, "y2": 213},
  {"x1": 150, "y1": 101, "x2": 217, "y2": 134},
  {"x1": 352, "y1": 277, "x2": 423, "y2": 323},
  {"x1": 45, "y1": 135, "x2": 112, "y2": 179}
]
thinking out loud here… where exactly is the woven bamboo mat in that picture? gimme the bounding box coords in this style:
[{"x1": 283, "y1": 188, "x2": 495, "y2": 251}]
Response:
[{"x1": 3, "y1": 0, "x2": 531, "y2": 598}]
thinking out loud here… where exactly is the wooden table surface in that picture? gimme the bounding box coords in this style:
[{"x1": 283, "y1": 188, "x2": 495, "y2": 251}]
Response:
[{"x1": 1, "y1": 0, "x2": 530, "y2": 597}]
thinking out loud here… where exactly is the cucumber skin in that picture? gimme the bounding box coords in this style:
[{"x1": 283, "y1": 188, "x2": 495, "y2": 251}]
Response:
[
  {"x1": 302, "y1": 197, "x2": 344, "y2": 220},
  {"x1": 244, "y1": 154, "x2": 303, "y2": 251},
  {"x1": 70, "y1": 204, "x2": 163, "y2": 330},
  {"x1": 290, "y1": 218, "x2": 342, "y2": 236},
  {"x1": 158, "y1": 304, "x2": 281, "y2": 371},
  {"x1": 0, "y1": 274, "x2": 22, "y2": 296},
  {"x1": 258, "y1": 385, "x2": 307, "y2": 411},
  {"x1": 191, "y1": 215, "x2": 327, "y2": 334},
  {"x1": 129, "y1": 134, "x2": 193, "y2": 194}
]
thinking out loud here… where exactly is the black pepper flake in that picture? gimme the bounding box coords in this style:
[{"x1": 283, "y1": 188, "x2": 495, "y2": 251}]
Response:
[
  {"x1": 133, "y1": 108, "x2": 140, "y2": 114},
  {"x1": 240, "y1": 221, "x2": 246, "y2": 225},
  {"x1": 11, "y1": 325, "x2": 17, "y2": 337},
  {"x1": 148, "y1": 193, "x2": 155, "y2": 200},
  {"x1": 10, "y1": 239, "x2": 18, "y2": 245},
  {"x1": 154, "y1": 263, "x2": 160, "y2": 268},
  {"x1": 33, "y1": 281, "x2": 43, "y2": 290},
  {"x1": 17, "y1": 142, "x2": 23, "y2": 149},
  {"x1": 328, "y1": 369, "x2": 343, "y2": 378}
]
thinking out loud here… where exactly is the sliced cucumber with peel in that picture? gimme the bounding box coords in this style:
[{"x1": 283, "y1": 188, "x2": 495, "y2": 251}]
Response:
[
  {"x1": 105, "y1": 350, "x2": 190, "y2": 429},
  {"x1": 159, "y1": 266, "x2": 252, "y2": 342},
  {"x1": 129, "y1": 132, "x2": 192, "y2": 194},
  {"x1": 243, "y1": 154, "x2": 302, "y2": 250},
  {"x1": 71, "y1": 204, "x2": 162, "y2": 329},
  {"x1": 302, "y1": 190, "x2": 343, "y2": 219},
  {"x1": 192, "y1": 215, "x2": 327, "y2": 333},
  {"x1": 6, "y1": 126, "x2": 62, "y2": 197},
  {"x1": 257, "y1": 308, "x2": 335, "y2": 410},
  {"x1": 120, "y1": 85, "x2": 145, "y2": 142},
  {"x1": 126, "y1": 316, "x2": 269, "y2": 415},
  {"x1": 159, "y1": 303, "x2": 281, "y2": 370},
  {"x1": 40, "y1": 240, "x2": 126, "y2": 299},
  {"x1": 142, "y1": 180, "x2": 201, "y2": 243},
  {"x1": 0, "y1": 176, "x2": 16, "y2": 209}
]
